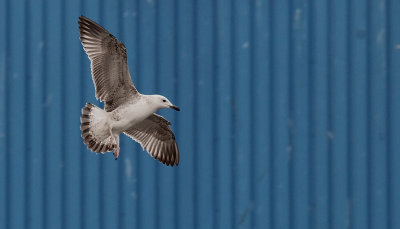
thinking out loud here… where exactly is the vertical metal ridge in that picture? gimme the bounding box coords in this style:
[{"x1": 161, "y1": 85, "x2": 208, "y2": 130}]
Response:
[
  {"x1": 310, "y1": 0, "x2": 329, "y2": 227},
  {"x1": 8, "y1": 0, "x2": 26, "y2": 225},
  {"x1": 306, "y1": 1, "x2": 312, "y2": 228},
  {"x1": 350, "y1": 0, "x2": 369, "y2": 227},
  {"x1": 366, "y1": 0, "x2": 390, "y2": 226},
  {"x1": 249, "y1": 0, "x2": 255, "y2": 228},
  {"x1": 192, "y1": 0, "x2": 198, "y2": 228},
  {"x1": 3, "y1": 0, "x2": 10, "y2": 227},
  {"x1": 271, "y1": 0, "x2": 291, "y2": 227},
  {"x1": 345, "y1": 0, "x2": 352, "y2": 227},
  {"x1": 154, "y1": 0, "x2": 160, "y2": 95},
  {"x1": 308, "y1": 0, "x2": 315, "y2": 228},
  {"x1": 229, "y1": 0, "x2": 236, "y2": 226},
  {"x1": 44, "y1": 0, "x2": 64, "y2": 226},
  {"x1": 211, "y1": 0, "x2": 218, "y2": 227},
  {"x1": 135, "y1": 0, "x2": 141, "y2": 90},
  {"x1": 326, "y1": 0, "x2": 333, "y2": 227},
  {"x1": 214, "y1": 1, "x2": 231, "y2": 228},
  {"x1": 270, "y1": 0, "x2": 276, "y2": 227},
  {"x1": 387, "y1": 1, "x2": 400, "y2": 228},
  {"x1": 288, "y1": 0, "x2": 294, "y2": 226},
  {"x1": 347, "y1": 0, "x2": 354, "y2": 228},
  {"x1": 175, "y1": 1, "x2": 195, "y2": 227},
  {"x1": 232, "y1": 0, "x2": 252, "y2": 226},
  {"x1": 384, "y1": 0, "x2": 390, "y2": 226},
  {"x1": 60, "y1": 0, "x2": 66, "y2": 227},
  {"x1": 268, "y1": 1, "x2": 274, "y2": 228},
  {"x1": 331, "y1": 0, "x2": 351, "y2": 226},
  {"x1": 291, "y1": 0, "x2": 312, "y2": 227},
  {"x1": 41, "y1": 0, "x2": 48, "y2": 227},
  {"x1": 384, "y1": 0, "x2": 391, "y2": 228},
  {"x1": 24, "y1": 0, "x2": 30, "y2": 227},
  {"x1": 366, "y1": 0, "x2": 372, "y2": 227},
  {"x1": 250, "y1": 0, "x2": 272, "y2": 227}
]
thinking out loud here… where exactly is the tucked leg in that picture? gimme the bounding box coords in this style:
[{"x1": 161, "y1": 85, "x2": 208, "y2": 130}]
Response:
[
  {"x1": 108, "y1": 127, "x2": 120, "y2": 159},
  {"x1": 112, "y1": 135, "x2": 120, "y2": 159}
]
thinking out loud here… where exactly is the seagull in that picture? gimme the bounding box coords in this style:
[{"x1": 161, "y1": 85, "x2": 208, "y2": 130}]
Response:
[{"x1": 78, "y1": 16, "x2": 180, "y2": 166}]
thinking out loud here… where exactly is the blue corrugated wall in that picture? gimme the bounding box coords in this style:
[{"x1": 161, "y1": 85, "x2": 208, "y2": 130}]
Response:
[{"x1": 0, "y1": 0, "x2": 400, "y2": 228}]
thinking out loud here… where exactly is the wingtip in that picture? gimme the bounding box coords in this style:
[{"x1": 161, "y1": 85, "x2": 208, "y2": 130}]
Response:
[
  {"x1": 156, "y1": 154, "x2": 179, "y2": 167},
  {"x1": 78, "y1": 15, "x2": 86, "y2": 24},
  {"x1": 78, "y1": 15, "x2": 89, "y2": 21},
  {"x1": 164, "y1": 156, "x2": 179, "y2": 167},
  {"x1": 78, "y1": 15, "x2": 95, "y2": 28},
  {"x1": 164, "y1": 161, "x2": 179, "y2": 167}
]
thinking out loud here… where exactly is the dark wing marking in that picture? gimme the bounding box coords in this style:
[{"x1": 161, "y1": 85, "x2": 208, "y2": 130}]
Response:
[{"x1": 124, "y1": 114, "x2": 179, "y2": 166}]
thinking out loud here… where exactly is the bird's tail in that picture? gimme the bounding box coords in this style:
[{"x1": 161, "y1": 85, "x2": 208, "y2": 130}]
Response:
[{"x1": 80, "y1": 103, "x2": 114, "y2": 153}]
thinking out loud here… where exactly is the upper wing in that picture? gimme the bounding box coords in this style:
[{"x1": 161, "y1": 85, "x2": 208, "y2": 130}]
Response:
[
  {"x1": 78, "y1": 16, "x2": 138, "y2": 111},
  {"x1": 124, "y1": 114, "x2": 179, "y2": 166}
]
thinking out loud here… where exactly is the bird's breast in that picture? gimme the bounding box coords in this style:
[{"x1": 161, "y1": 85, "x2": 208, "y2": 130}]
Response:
[{"x1": 110, "y1": 100, "x2": 155, "y2": 134}]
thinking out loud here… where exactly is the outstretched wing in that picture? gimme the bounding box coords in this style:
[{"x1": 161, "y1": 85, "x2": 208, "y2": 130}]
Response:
[
  {"x1": 124, "y1": 114, "x2": 179, "y2": 166},
  {"x1": 78, "y1": 16, "x2": 138, "y2": 112}
]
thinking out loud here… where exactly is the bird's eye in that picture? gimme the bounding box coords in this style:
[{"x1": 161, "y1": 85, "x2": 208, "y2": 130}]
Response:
[{"x1": 162, "y1": 99, "x2": 166, "y2": 102}]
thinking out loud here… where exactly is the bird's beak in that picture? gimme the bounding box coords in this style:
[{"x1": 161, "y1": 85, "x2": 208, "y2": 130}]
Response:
[{"x1": 170, "y1": 105, "x2": 180, "y2": 111}]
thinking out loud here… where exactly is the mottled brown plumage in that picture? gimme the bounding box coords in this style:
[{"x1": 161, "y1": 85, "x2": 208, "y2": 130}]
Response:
[
  {"x1": 124, "y1": 114, "x2": 179, "y2": 166},
  {"x1": 79, "y1": 16, "x2": 138, "y2": 112}
]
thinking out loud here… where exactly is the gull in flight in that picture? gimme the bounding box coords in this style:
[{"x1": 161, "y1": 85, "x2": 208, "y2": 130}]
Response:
[{"x1": 78, "y1": 16, "x2": 180, "y2": 166}]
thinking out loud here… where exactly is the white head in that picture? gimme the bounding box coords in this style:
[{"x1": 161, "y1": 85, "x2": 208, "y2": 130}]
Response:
[{"x1": 148, "y1": 95, "x2": 180, "y2": 111}]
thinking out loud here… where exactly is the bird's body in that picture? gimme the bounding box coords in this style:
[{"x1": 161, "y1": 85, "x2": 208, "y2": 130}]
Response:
[
  {"x1": 110, "y1": 96, "x2": 154, "y2": 134},
  {"x1": 78, "y1": 16, "x2": 180, "y2": 166}
]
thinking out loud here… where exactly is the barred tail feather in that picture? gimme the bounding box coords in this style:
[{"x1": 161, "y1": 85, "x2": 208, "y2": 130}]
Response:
[{"x1": 80, "y1": 103, "x2": 114, "y2": 153}]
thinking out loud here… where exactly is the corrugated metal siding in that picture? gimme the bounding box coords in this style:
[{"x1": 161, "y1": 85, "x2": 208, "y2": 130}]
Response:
[{"x1": 0, "y1": 0, "x2": 399, "y2": 228}]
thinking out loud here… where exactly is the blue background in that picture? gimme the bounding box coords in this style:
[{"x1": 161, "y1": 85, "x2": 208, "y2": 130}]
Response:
[{"x1": 1, "y1": 0, "x2": 400, "y2": 228}]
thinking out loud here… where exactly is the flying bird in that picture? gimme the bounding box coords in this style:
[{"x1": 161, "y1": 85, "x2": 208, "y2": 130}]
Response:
[{"x1": 78, "y1": 16, "x2": 180, "y2": 166}]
